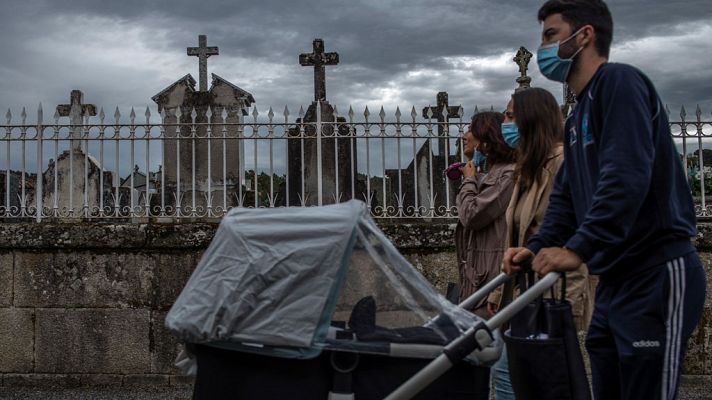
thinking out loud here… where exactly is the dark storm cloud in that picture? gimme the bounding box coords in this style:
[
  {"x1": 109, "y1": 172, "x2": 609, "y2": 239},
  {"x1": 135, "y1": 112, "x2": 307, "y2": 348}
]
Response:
[{"x1": 0, "y1": 0, "x2": 710, "y2": 122}]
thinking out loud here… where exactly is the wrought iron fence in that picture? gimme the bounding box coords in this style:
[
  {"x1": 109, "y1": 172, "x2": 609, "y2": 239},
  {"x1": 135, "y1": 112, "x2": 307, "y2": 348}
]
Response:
[
  {"x1": 670, "y1": 105, "x2": 712, "y2": 217},
  {"x1": 0, "y1": 102, "x2": 470, "y2": 221},
  {"x1": 1, "y1": 102, "x2": 710, "y2": 222}
]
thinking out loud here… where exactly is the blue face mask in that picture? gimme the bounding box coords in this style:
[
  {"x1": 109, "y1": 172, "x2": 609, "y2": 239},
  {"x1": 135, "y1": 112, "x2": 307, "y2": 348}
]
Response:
[
  {"x1": 473, "y1": 149, "x2": 486, "y2": 168},
  {"x1": 501, "y1": 122, "x2": 519, "y2": 148},
  {"x1": 537, "y1": 28, "x2": 584, "y2": 83}
]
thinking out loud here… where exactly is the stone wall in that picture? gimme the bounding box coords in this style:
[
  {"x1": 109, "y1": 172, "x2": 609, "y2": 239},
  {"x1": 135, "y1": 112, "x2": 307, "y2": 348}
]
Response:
[{"x1": 0, "y1": 221, "x2": 709, "y2": 387}]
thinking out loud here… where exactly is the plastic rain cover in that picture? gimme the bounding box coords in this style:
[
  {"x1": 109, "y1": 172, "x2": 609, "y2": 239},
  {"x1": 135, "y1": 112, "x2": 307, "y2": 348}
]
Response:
[{"x1": 165, "y1": 200, "x2": 481, "y2": 358}]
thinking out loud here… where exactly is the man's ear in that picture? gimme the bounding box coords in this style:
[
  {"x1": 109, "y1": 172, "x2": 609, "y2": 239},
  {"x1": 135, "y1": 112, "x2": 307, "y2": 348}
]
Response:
[{"x1": 578, "y1": 25, "x2": 595, "y2": 48}]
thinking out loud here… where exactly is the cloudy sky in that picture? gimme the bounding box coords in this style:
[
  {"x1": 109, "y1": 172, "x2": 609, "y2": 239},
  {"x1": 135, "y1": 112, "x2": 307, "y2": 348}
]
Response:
[{"x1": 1, "y1": 0, "x2": 711, "y2": 123}]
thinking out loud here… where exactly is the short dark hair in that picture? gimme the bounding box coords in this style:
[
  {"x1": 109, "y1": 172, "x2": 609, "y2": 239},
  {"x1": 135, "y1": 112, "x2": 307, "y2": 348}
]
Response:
[
  {"x1": 538, "y1": 0, "x2": 613, "y2": 58},
  {"x1": 470, "y1": 111, "x2": 516, "y2": 167}
]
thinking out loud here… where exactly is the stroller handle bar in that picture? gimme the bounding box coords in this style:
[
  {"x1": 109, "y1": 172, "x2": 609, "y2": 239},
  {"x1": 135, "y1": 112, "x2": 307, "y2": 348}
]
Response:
[
  {"x1": 384, "y1": 271, "x2": 561, "y2": 400},
  {"x1": 457, "y1": 272, "x2": 511, "y2": 310}
]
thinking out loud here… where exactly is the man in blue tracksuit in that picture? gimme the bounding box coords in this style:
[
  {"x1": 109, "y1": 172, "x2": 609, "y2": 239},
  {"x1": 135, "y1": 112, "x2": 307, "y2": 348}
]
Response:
[{"x1": 503, "y1": 1, "x2": 706, "y2": 399}]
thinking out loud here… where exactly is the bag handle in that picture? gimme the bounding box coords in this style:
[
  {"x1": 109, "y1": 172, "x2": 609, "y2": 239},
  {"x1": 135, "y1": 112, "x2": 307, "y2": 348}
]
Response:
[
  {"x1": 560, "y1": 272, "x2": 567, "y2": 303},
  {"x1": 516, "y1": 257, "x2": 568, "y2": 303}
]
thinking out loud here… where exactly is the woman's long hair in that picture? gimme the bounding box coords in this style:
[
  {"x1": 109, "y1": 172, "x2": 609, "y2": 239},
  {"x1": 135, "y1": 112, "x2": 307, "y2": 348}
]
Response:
[
  {"x1": 512, "y1": 88, "x2": 564, "y2": 189},
  {"x1": 471, "y1": 111, "x2": 516, "y2": 167}
]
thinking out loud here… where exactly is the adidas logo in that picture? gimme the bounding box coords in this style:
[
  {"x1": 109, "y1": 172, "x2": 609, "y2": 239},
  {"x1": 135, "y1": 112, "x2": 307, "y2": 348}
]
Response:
[{"x1": 632, "y1": 340, "x2": 661, "y2": 348}]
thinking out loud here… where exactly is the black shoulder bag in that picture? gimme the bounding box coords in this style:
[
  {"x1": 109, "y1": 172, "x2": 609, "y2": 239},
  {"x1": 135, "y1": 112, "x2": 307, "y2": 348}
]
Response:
[{"x1": 504, "y1": 270, "x2": 591, "y2": 400}]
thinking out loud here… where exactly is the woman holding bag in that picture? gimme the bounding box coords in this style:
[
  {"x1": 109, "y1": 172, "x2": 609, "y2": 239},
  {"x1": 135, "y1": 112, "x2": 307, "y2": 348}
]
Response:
[{"x1": 486, "y1": 87, "x2": 592, "y2": 399}]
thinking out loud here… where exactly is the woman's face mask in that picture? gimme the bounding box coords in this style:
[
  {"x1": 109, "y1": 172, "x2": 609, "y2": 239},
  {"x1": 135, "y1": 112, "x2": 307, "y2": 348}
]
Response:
[
  {"x1": 501, "y1": 122, "x2": 519, "y2": 149},
  {"x1": 473, "y1": 148, "x2": 487, "y2": 167}
]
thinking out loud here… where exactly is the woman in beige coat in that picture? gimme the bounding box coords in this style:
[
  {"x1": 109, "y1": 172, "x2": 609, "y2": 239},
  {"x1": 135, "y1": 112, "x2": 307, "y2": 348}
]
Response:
[
  {"x1": 455, "y1": 111, "x2": 516, "y2": 319},
  {"x1": 487, "y1": 88, "x2": 592, "y2": 400}
]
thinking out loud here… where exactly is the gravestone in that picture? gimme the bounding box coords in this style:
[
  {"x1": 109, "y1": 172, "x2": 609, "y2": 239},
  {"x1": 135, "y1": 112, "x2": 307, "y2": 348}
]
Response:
[
  {"x1": 385, "y1": 92, "x2": 462, "y2": 215},
  {"x1": 285, "y1": 39, "x2": 357, "y2": 207},
  {"x1": 43, "y1": 90, "x2": 111, "y2": 217},
  {"x1": 423, "y1": 92, "x2": 462, "y2": 210},
  {"x1": 152, "y1": 35, "x2": 255, "y2": 215},
  {"x1": 56, "y1": 90, "x2": 97, "y2": 151}
]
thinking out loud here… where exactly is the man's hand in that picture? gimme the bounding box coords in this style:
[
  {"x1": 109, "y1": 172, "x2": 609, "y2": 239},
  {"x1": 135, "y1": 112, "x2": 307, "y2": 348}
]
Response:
[
  {"x1": 532, "y1": 247, "x2": 582, "y2": 275},
  {"x1": 461, "y1": 160, "x2": 477, "y2": 178},
  {"x1": 502, "y1": 247, "x2": 534, "y2": 275}
]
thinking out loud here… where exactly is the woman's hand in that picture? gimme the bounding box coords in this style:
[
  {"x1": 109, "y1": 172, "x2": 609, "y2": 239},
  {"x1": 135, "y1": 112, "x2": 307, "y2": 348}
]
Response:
[
  {"x1": 502, "y1": 247, "x2": 534, "y2": 275},
  {"x1": 461, "y1": 160, "x2": 477, "y2": 178},
  {"x1": 487, "y1": 301, "x2": 498, "y2": 316}
]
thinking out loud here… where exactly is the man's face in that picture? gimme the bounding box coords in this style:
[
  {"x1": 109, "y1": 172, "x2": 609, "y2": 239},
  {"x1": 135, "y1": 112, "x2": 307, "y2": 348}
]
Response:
[
  {"x1": 541, "y1": 13, "x2": 580, "y2": 59},
  {"x1": 541, "y1": 13, "x2": 572, "y2": 46},
  {"x1": 541, "y1": 14, "x2": 578, "y2": 59}
]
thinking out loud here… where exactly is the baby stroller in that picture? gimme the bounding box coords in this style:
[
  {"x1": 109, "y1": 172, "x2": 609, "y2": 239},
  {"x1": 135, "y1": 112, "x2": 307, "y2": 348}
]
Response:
[{"x1": 166, "y1": 200, "x2": 562, "y2": 400}]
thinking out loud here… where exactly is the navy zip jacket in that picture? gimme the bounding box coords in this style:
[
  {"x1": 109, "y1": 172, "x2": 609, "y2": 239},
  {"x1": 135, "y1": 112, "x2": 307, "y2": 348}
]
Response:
[{"x1": 527, "y1": 63, "x2": 696, "y2": 282}]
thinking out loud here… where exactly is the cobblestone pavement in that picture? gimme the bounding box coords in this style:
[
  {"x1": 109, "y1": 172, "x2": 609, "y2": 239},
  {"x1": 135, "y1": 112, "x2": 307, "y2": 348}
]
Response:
[
  {"x1": 1, "y1": 378, "x2": 711, "y2": 400},
  {"x1": 0, "y1": 387, "x2": 191, "y2": 400}
]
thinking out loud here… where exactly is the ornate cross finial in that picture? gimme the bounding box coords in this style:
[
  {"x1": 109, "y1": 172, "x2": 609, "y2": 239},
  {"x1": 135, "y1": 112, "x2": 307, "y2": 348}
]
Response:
[
  {"x1": 56, "y1": 90, "x2": 97, "y2": 151},
  {"x1": 513, "y1": 46, "x2": 533, "y2": 92},
  {"x1": 299, "y1": 38, "x2": 339, "y2": 102},
  {"x1": 561, "y1": 83, "x2": 577, "y2": 117},
  {"x1": 187, "y1": 35, "x2": 219, "y2": 92}
]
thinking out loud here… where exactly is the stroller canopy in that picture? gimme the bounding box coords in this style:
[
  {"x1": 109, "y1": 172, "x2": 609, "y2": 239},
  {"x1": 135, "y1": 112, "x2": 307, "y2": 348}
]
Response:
[{"x1": 166, "y1": 200, "x2": 483, "y2": 359}]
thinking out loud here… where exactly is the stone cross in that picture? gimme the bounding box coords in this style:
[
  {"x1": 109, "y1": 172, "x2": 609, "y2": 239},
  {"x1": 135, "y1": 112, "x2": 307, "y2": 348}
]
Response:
[
  {"x1": 56, "y1": 90, "x2": 97, "y2": 151},
  {"x1": 422, "y1": 92, "x2": 461, "y2": 157},
  {"x1": 513, "y1": 46, "x2": 533, "y2": 92},
  {"x1": 187, "y1": 34, "x2": 219, "y2": 92},
  {"x1": 299, "y1": 38, "x2": 339, "y2": 102}
]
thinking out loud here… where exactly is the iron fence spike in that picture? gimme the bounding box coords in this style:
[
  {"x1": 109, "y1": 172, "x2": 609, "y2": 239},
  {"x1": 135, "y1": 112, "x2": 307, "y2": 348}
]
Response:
[
  {"x1": 348, "y1": 105, "x2": 354, "y2": 118},
  {"x1": 680, "y1": 105, "x2": 686, "y2": 120},
  {"x1": 333, "y1": 105, "x2": 339, "y2": 117},
  {"x1": 426, "y1": 105, "x2": 433, "y2": 119},
  {"x1": 158, "y1": 107, "x2": 165, "y2": 121},
  {"x1": 252, "y1": 106, "x2": 259, "y2": 119},
  {"x1": 221, "y1": 108, "x2": 228, "y2": 121},
  {"x1": 145, "y1": 106, "x2": 151, "y2": 122},
  {"x1": 696, "y1": 104, "x2": 702, "y2": 121},
  {"x1": 268, "y1": 106, "x2": 274, "y2": 120},
  {"x1": 458, "y1": 105, "x2": 464, "y2": 118},
  {"x1": 5, "y1": 108, "x2": 11, "y2": 124},
  {"x1": 53, "y1": 108, "x2": 59, "y2": 123},
  {"x1": 299, "y1": 105, "x2": 305, "y2": 118},
  {"x1": 283, "y1": 105, "x2": 290, "y2": 117},
  {"x1": 191, "y1": 107, "x2": 197, "y2": 122},
  {"x1": 206, "y1": 106, "x2": 213, "y2": 119},
  {"x1": 410, "y1": 106, "x2": 417, "y2": 120},
  {"x1": 100, "y1": 107, "x2": 106, "y2": 124},
  {"x1": 37, "y1": 103, "x2": 43, "y2": 124},
  {"x1": 175, "y1": 107, "x2": 181, "y2": 119},
  {"x1": 130, "y1": 107, "x2": 136, "y2": 124},
  {"x1": 379, "y1": 106, "x2": 386, "y2": 121},
  {"x1": 114, "y1": 106, "x2": 121, "y2": 123},
  {"x1": 395, "y1": 106, "x2": 401, "y2": 119},
  {"x1": 441, "y1": 105, "x2": 447, "y2": 119},
  {"x1": 21, "y1": 107, "x2": 26, "y2": 124}
]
